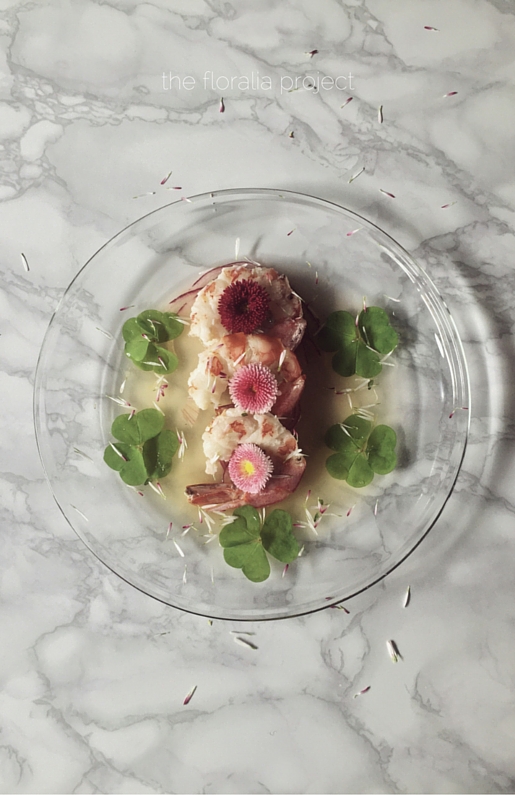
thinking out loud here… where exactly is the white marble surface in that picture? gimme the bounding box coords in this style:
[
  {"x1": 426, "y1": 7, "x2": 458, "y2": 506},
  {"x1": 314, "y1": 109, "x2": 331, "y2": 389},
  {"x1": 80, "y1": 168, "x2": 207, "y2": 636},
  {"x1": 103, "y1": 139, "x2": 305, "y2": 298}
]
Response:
[{"x1": 1, "y1": 0, "x2": 515, "y2": 792}]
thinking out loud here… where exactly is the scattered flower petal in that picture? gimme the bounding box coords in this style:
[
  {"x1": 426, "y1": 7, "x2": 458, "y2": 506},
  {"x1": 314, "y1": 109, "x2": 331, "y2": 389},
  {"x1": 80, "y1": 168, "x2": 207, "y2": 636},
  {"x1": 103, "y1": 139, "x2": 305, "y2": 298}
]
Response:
[
  {"x1": 160, "y1": 170, "x2": 173, "y2": 185},
  {"x1": 441, "y1": 202, "x2": 457, "y2": 209},
  {"x1": 353, "y1": 686, "x2": 371, "y2": 698},
  {"x1": 20, "y1": 252, "x2": 30, "y2": 272},
  {"x1": 403, "y1": 585, "x2": 411, "y2": 608},
  {"x1": 424, "y1": 25, "x2": 439, "y2": 31},
  {"x1": 329, "y1": 604, "x2": 350, "y2": 613},
  {"x1": 306, "y1": 49, "x2": 318, "y2": 57},
  {"x1": 288, "y1": 130, "x2": 295, "y2": 138},
  {"x1": 133, "y1": 192, "x2": 156, "y2": 199},
  {"x1": 173, "y1": 539, "x2": 185, "y2": 557},
  {"x1": 341, "y1": 97, "x2": 353, "y2": 108},
  {"x1": 387, "y1": 639, "x2": 402, "y2": 663},
  {"x1": 183, "y1": 685, "x2": 197, "y2": 705},
  {"x1": 105, "y1": 395, "x2": 131, "y2": 408},
  {"x1": 348, "y1": 168, "x2": 365, "y2": 184},
  {"x1": 70, "y1": 504, "x2": 88, "y2": 522},
  {"x1": 148, "y1": 481, "x2": 166, "y2": 499},
  {"x1": 379, "y1": 189, "x2": 396, "y2": 199},
  {"x1": 73, "y1": 447, "x2": 93, "y2": 461},
  {"x1": 155, "y1": 380, "x2": 168, "y2": 402},
  {"x1": 378, "y1": 104, "x2": 383, "y2": 124},
  {"x1": 443, "y1": 91, "x2": 458, "y2": 98},
  {"x1": 234, "y1": 636, "x2": 258, "y2": 650},
  {"x1": 119, "y1": 305, "x2": 135, "y2": 312},
  {"x1": 449, "y1": 406, "x2": 469, "y2": 419},
  {"x1": 177, "y1": 429, "x2": 187, "y2": 461},
  {"x1": 96, "y1": 327, "x2": 114, "y2": 339},
  {"x1": 277, "y1": 349, "x2": 287, "y2": 373},
  {"x1": 287, "y1": 228, "x2": 296, "y2": 236},
  {"x1": 109, "y1": 442, "x2": 127, "y2": 462},
  {"x1": 219, "y1": 97, "x2": 225, "y2": 113}
]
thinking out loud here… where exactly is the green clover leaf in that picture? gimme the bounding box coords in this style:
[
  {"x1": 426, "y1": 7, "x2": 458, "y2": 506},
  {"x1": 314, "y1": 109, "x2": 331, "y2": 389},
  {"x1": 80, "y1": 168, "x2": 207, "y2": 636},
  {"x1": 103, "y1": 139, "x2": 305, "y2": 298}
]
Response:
[
  {"x1": 325, "y1": 416, "x2": 397, "y2": 488},
  {"x1": 122, "y1": 310, "x2": 183, "y2": 344},
  {"x1": 219, "y1": 505, "x2": 300, "y2": 582},
  {"x1": 124, "y1": 337, "x2": 150, "y2": 362},
  {"x1": 223, "y1": 544, "x2": 271, "y2": 582},
  {"x1": 367, "y1": 425, "x2": 397, "y2": 474},
  {"x1": 103, "y1": 443, "x2": 148, "y2": 486},
  {"x1": 104, "y1": 409, "x2": 180, "y2": 487},
  {"x1": 143, "y1": 429, "x2": 180, "y2": 480},
  {"x1": 325, "y1": 415, "x2": 372, "y2": 450},
  {"x1": 261, "y1": 509, "x2": 300, "y2": 563},
  {"x1": 346, "y1": 454, "x2": 374, "y2": 488},
  {"x1": 112, "y1": 408, "x2": 164, "y2": 446},
  {"x1": 138, "y1": 310, "x2": 183, "y2": 341},
  {"x1": 318, "y1": 307, "x2": 398, "y2": 378},
  {"x1": 219, "y1": 506, "x2": 270, "y2": 582},
  {"x1": 122, "y1": 309, "x2": 183, "y2": 374},
  {"x1": 124, "y1": 341, "x2": 178, "y2": 374},
  {"x1": 317, "y1": 310, "x2": 356, "y2": 352},
  {"x1": 359, "y1": 307, "x2": 399, "y2": 355},
  {"x1": 122, "y1": 317, "x2": 146, "y2": 343},
  {"x1": 332, "y1": 343, "x2": 382, "y2": 379}
]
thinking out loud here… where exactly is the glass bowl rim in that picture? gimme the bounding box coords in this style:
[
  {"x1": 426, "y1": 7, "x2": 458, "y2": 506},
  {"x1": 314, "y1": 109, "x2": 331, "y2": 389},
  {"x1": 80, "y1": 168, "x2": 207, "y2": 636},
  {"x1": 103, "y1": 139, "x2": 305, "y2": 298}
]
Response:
[{"x1": 33, "y1": 186, "x2": 471, "y2": 621}]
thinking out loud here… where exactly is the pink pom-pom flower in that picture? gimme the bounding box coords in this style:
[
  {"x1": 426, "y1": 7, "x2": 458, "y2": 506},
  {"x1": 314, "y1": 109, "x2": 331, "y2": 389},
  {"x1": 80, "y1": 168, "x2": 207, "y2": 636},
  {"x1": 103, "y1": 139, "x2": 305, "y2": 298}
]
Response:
[
  {"x1": 228, "y1": 362, "x2": 278, "y2": 414},
  {"x1": 228, "y1": 443, "x2": 274, "y2": 494}
]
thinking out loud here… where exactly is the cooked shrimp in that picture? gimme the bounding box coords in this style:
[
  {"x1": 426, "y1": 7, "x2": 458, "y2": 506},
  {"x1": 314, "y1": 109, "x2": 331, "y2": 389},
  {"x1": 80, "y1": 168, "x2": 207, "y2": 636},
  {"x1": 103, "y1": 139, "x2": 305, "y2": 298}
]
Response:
[
  {"x1": 189, "y1": 263, "x2": 306, "y2": 349},
  {"x1": 185, "y1": 408, "x2": 306, "y2": 511},
  {"x1": 188, "y1": 332, "x2": 306, "y2": 416}
]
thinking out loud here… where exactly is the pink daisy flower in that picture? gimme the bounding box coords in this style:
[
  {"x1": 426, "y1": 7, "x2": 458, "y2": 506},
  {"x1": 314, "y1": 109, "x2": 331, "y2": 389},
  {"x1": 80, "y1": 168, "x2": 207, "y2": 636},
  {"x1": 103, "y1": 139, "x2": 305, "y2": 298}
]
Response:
[
  {"x1": 228, "y1": 443, "x2": 273, "y2": 494},
  {"x1": 228, "y1": 363, "x2": 278, "y2": 414}
]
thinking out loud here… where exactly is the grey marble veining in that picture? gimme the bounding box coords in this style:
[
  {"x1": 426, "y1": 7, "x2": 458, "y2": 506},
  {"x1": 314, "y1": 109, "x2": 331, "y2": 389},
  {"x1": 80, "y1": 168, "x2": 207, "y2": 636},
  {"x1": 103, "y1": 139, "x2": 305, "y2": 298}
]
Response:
[{"x1": 1, "y1": 0, "x2": 515, "y2": 792}]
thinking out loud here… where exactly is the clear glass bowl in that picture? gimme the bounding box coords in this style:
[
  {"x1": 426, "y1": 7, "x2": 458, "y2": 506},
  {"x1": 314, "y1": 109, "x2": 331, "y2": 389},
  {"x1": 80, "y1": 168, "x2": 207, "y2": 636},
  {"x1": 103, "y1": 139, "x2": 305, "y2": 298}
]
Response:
[{"x1": 34, "y1": 188, "x2": 470, "y2": 621}]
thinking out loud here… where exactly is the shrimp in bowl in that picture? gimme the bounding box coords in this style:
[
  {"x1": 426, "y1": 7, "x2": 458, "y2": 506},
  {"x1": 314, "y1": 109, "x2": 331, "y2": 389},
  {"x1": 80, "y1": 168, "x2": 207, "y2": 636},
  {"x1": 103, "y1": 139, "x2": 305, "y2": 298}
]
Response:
[
  {"x1": 189, "y1": 263, "x2": 307, "y2": 350},
  {"x1": 185, "y1": 409, "x2": 306, "y2": 512},
  {"x1": 187, "y1": 332, "x2": 306, "y2": 422}
]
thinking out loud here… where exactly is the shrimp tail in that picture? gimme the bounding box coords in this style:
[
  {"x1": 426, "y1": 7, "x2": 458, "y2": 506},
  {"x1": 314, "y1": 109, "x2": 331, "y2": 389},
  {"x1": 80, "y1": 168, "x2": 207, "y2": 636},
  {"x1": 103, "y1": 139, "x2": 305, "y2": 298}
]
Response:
[
  {"x1": 185, "y1": 455, "x2": 306, "y2": 511},
  {"x1": 185, "y1": 482, "x2": 245, "y2": 512}
]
